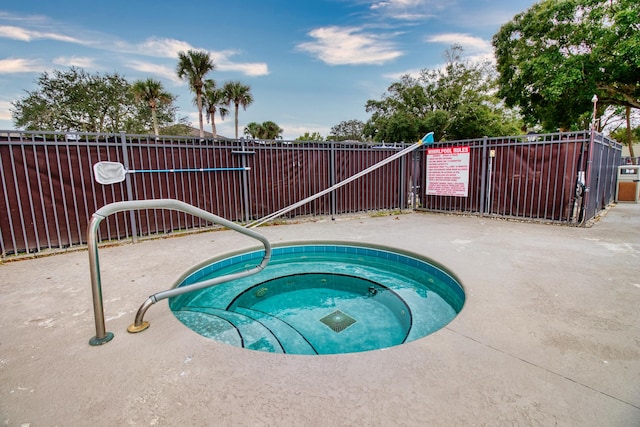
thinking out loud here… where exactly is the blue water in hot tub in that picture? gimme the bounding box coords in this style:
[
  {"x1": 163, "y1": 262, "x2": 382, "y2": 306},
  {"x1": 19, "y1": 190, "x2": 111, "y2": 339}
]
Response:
[{"x1": 169, "y1": 243, "x2": 465, "y2": 355}]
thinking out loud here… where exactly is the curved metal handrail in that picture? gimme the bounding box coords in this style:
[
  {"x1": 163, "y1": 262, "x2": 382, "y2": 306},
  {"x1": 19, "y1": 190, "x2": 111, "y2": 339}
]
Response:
[{"x1": 87, "y1": 199, "x2": 271, "y2": 346}]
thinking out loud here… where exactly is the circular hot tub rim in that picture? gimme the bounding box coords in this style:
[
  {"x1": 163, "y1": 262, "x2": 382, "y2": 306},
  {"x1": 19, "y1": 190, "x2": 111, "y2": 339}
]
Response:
[
  {"x1": 170, "y1": 240, "x2": 466, "y2": 309},
  {"x1": 168, "y1": 241, "x2": 466, "y2": 354}
]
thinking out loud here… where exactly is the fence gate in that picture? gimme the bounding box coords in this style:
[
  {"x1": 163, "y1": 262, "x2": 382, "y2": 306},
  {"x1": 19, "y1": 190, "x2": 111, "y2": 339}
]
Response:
[{"x1": 418, "y1": 131, "x2": 622, "y2": 224}]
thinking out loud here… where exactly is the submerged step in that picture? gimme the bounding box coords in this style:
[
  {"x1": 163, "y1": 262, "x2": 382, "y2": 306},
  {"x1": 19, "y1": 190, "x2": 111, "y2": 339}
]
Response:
[
  {"x1": 234, "y1": 307, "x2": 318, "y2": 355},
  {"x1": 174, "y1": 308, "x2": 284, "y2": 353}
]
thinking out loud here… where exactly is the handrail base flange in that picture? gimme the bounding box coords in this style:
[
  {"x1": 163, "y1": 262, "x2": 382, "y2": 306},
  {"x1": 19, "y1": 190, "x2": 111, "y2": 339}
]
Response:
[
  {"x1": 127, "y1": 321, "x2": 150, "y2": 333},
  {"x1": 89, "y1": 332, "x2": 114, "y2": 346}
]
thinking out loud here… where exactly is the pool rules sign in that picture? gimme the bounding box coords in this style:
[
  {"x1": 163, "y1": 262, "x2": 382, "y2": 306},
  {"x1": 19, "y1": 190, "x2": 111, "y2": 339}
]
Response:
[{"x1": 426, "y1": 146, "x2": 470, "y2": 197}]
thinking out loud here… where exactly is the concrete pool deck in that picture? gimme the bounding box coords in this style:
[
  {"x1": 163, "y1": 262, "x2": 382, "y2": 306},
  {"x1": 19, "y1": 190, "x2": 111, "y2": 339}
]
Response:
[{"x1": 1, "y1": 204, "x2": 639, "y2": 426}]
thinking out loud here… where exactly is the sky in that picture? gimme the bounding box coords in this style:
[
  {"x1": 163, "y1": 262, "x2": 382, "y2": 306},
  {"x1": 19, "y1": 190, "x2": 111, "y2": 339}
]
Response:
[{"x1": 0, "y1": 0, "x2": 537, "y2": 140}]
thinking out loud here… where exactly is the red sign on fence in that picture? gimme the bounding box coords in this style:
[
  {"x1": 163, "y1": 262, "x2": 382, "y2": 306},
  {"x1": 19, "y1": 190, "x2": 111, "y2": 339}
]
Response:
[{"x1": 426, "y1": 146, "x2": 470, "y2": 197}]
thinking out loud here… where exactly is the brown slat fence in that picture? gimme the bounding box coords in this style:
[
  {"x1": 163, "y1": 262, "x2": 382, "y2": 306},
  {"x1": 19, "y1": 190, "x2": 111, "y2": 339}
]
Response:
[
  {"x1": 0, "y1": 130, "x2": 622, "y2": 259},
  {"x1": 0, "y1": 132, "x2": 412, "y2": 257}
]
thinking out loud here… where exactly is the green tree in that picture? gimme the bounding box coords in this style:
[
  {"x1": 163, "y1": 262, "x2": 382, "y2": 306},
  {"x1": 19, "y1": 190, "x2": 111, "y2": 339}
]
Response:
[
  {"x1": 244, "y1": 122, "x2": 261, "y2": 139},
  {"x1": 610, "y1": 124, "x2": 640, "y2": 146},
  {"x1": 176, "y1": 50, "x2": 215, "y2": 138},
  {"x1": 260, "y1": 121, "x2": 283, "y2": 139},
  {"x1": 223, "y1": 81, "x2": 254, "y2": 139},
  {"x1": 131, "y1": 78, "x2": 174, "y2": 136},
  {"x1": 244, "y1": 120, "x2": 283, "y2": 139},
  {"x1": 11, "y1": 67, "x2": 179, "y2": 133},
  {"x1": 364, "y1": 46, "x2": 521, "y2": 142},
  {"x1": 295, "y1": 131, "x2": 324, "y2": 141},
  {"x1": 202, "y1": 79, "x2": 229, "y2": 138},
  {"x1": 492, "y1": 0, "x2": 640, "y2": 134},
  {"x1": 159, "y1": 116, "x2": 192, "y2": 136},
  {"x1": 327, "y1": 119, "x2": 366, "y2": 141},
  {"x1": 608, "y1": 108, "x2": 639, "y2": 161}
]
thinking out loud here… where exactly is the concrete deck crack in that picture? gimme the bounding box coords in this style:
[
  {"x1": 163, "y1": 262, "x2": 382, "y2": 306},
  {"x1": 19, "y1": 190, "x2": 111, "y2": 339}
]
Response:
[{"x1": 446, "y1": 326, "x2": 640, "y2": 411}]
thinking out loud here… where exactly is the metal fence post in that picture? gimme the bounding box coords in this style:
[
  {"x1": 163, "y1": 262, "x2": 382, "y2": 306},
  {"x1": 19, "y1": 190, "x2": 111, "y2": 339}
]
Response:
[
  {"x1": 479, "y1": 136, "x2": 488, "y2": 216},
  {"x1": 240, "y1": 138, "x2": 251, "y2": 223},
  {"x1": 410, "y1": 149, "x2": 419, "y2": 210},
  {"x1": 119, "y1": 131, "x2": 138, "y2": 242},
  {"x1": 582, "y1": 129, "x2": 596, "y2": 223},
  {"x1": 399, "y1": 151, "x2": 407, "y2": 209},
  {"x1": 330, "y1": 141, "x2": 336, "y2": 218}
]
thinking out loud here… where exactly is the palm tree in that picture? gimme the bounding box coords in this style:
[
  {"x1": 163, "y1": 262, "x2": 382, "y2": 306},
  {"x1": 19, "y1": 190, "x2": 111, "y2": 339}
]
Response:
[
  {"x1": 244, "y1": 121, "x2": 283, "y2": 140},
  {"x1": 260, "y1": 121, "x2": 283, "y2": 139},
  {"x1": 176, "y1": 50, "x2": 215, "y2": 138},
  {"x1": 244, "y1": 122, "x2": 262, "y2": 139},
  {"x1": 223, "y1": 81, "x2": 254, "y2": 139},
  {"x1": 130, "y1": 78, "x2": 173, "y2": 136},
  {"x1": 202, "y1": 79, "x2": 228, "y2": 138}
]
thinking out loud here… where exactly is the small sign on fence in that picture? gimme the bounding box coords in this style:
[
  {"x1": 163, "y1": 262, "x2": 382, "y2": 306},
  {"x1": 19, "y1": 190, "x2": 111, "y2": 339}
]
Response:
[{"x1": 426, "y1": 146, "x2": 470, "y2": 197}]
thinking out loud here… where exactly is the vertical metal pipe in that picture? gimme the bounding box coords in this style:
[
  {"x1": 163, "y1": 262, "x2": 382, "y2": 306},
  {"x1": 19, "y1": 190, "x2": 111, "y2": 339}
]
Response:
[
  {"x1": 486, "y1": 154, "x2": 493, "y2": 213},
  {"x1": 410, "y1": 149, "x2": 420, "y2": 209},
  {"x1": 240, "y1": 138, "x2": 251, "y2": 223},
  {"x1": 87, "y1": 213, "x2": 114, "y2": 345},
  {"x1": 330, "y1": 141, "x2": 336, "y2": 217},
  {"x1": 119, "y1": 132, "x2": 138, "y2": 242},
  {"x1": 399, "y1": 151, "x2": 406, "y2": 209},
  {"x1": 479, "y1": 136, "x2": 488, "y2": 215}
]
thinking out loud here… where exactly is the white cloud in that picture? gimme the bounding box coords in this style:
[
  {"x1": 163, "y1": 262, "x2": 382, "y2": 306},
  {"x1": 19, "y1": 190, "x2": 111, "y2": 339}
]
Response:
[
  {"x1": 0, "y1": 24, "x2": 84, "y2": 44},
  {"x1": 216, "y1": 121, "x2": 237, "y2": 139},
  {"x1": 126, "y1": 60, "x2": 184, "y2": 84},
  {"x1": 371, "y1": 0, "x2": 427, "y2": 9},
  {"x1": 466, "y1": 52, "x2": 496, "y2": 64},
  {"x1": 53, "y1": 56, "x2": 99, "y2": 69},
  {"x1": 370, "y1": 0, "x2": 438, "y2": 20},
  {"x1": 0, "y1": 100, "x2": 13, "y2": 121},
  {"x1": 116, "y1": 37, "x2": 269, "y2": 77},
  {"x1": 426, "y1": 33, "x2": 492, "y2": 53},
  {"x1": 383, "y1": 68, "x2": 422, "y2": 80},
  {"x1": 389, "y1": 12, "x2": 432, "y2": 20},
  {"x1": 0, "y1": 58, "x2": 44, "y2": 73},
  {"x1": 0, "y1": 25, "x2": 34, "y2": 41},
  {"x1": 217, "y1": 61, "x2": 269, "y2": 77},
  {"x1": 133, "y1": 37, "x2": 193, "y2": 58},
  {"x1": 186, "y1": 111, "x2": 201, "y2": 123},
  {"x1": 279, "y1": 122, "x2": 331, "y2": 140},
  {"x1": 297, "y1": 26, "x2": 403, "y2": 65},
  {"x1": 0, "y1": 16, "x2": 269, "y2": 79}
]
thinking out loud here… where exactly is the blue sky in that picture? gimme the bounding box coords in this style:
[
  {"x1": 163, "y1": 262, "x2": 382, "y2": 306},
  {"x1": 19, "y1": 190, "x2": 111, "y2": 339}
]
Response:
[{"x1": 0, "y1": 0, "x2": 536, "y2": 140}]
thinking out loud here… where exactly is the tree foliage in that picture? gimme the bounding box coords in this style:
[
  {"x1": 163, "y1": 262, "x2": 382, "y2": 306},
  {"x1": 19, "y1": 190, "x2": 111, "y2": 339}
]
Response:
[
  {"x1": 327, "y1": 119, "x2": 366, "y2": 141},
  {"x1": 202, "y1": 79, "x2": 229, "y2": 138},
  {"x1": 610, "y1": 125, "x2": 640, "y2": 145},
  {"x1": 244, "y1": 120, "x2": 282, "y2": 139},
  {"x1": 159, "y1": 118, "x2": 193, "y2": 137},
  {"x1": 364, "y1": 46, "x2": 522, "y2": 142},
  {"x1": 295, "y1": 131, "x2": 324, "y2": 141},
  {"x1": 11, "y1": 67, "x2": 179, "y2": 133},
  {"x1": 131, "y1": 78, "x2": 174, "y2": 136},
  {"x1": 492, "y1": 0, "x2": 640, "y2": 131},
  {"x1": 176, "y1": 50, "x2": 215, "y2": 138},
  {"x1": 223, "y1": 81, "x2": 254, "y2": 139}
]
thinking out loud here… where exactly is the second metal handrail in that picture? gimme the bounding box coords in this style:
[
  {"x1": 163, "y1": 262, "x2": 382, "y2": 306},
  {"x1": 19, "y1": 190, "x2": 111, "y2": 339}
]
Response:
[{"x1": 88, "y1": 199, "x2": 271, "y2": 346}]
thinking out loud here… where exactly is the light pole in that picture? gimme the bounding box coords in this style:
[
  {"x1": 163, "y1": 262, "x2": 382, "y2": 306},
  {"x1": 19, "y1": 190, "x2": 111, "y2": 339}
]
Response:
[{"x1": 591, "y1": 94, "x2": 598, "y2": 130}]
